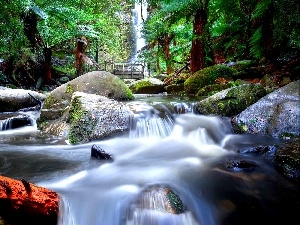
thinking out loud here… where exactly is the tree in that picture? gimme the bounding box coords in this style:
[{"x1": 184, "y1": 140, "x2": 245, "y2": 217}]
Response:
[
  {"x1": 143, "y1": 0, "x2": 210, "y2": 74},
  {"x1": 0, "y1": 0, "x2": 134, "y2": 89}
]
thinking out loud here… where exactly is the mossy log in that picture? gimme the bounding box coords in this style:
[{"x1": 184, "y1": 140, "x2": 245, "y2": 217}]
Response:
[{"x1": 0, "y1": 175, "x2": 58, "y2": 225}]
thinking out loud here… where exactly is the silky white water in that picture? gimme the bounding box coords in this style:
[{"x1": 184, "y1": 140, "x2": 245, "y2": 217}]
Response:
[{"x1": 0, "y1": 101, "x2": 298, "y2": 225}]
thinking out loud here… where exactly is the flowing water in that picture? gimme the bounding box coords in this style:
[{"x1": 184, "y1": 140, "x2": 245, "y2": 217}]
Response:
[{"x1": 0, "y1": 95, "x2": 299, "y2": 225}]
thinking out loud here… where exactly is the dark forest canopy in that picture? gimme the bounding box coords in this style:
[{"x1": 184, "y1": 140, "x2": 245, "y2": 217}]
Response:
[{"x1": 0, "y1": 0, "x2": 299, "y2": 89}]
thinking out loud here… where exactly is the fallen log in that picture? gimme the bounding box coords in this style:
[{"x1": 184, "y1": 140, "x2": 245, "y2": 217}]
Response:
[{"x1": 0, "y1": 175, "x2": 58, "y2": 225}]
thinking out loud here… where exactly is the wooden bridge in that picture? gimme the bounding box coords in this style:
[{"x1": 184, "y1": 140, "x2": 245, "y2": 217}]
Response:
[{"x1": 105, "y1": 63, "x2": 145, "y2": 80}]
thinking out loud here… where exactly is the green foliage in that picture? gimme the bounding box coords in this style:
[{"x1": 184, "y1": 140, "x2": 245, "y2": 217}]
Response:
[
  {"x1": 249, "y1": 27, "x2": 264, "y2": 59},
  {"x1": 273, "y1": 0, "x2": 300, "y2": 51},
  {"x1": 1, "y1": 0, "x2": 299, "y2": 89},
  {"x1": 184, "y1": 65, "x2": 237, "y2": 95},
  {"x1": 0, "y1": 0, "x2": 133, "y2": 73}
]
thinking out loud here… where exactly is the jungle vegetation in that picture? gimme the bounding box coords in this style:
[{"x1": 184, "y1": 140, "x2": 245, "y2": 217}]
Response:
[{"x1": 0, "y1": 0, "x2": 299, "y2": 90}]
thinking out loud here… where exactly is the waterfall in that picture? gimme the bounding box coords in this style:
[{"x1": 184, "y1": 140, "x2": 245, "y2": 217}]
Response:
[{"x1": 130, "y1": 1, "x2": 148, "y2": 63}]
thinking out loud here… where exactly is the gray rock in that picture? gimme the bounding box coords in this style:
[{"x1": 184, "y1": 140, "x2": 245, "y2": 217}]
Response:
[
  {"x1": 0, "y1": 88, "x2": 47, "y2": 112},
  {"x1": 67, "y1": 92, "x2": 133, "y2": 144},
  {"x1": 231, "y1": 80, "x2": 300, "y2": 138}
]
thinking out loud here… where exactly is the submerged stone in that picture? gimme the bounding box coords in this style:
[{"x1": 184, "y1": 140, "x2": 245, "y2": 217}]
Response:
[{"x1": 91, "y1": 144, "x2": 113, "y2": 160}]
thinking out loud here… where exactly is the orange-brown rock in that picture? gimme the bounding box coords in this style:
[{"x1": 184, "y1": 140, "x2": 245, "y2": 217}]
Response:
[{"x1": 0, "y1": 175, "x2": 58, "y2": 225}]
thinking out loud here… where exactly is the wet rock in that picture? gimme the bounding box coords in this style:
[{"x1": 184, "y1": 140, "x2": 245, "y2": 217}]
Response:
[
  {"x1": 91, "y1": 144, "x2": 113, "y2": 160},
  {"x1": 67, "y1": 92, "x2": 133, "y2": 144},
  {"x1": 0, "y1": 88, "x2": 46, "y2": 112},
  {"x1": 124, "y1": 185, "x2": 201, "y2": 225},
  {"x1": 225, "y1": 160, "x2": 258, "y2": 170},
  {"x1": 0, "y1": 114, "x2": 32, "y2": 131},
  {"x1": 128, "y1": 186, "x2": 186, "y2": 215},
  {"x1": 231, "y1": 80, "x2": 300, "y2": 138},
  {"x1": 195, "y1": 84, "x2": 266, "y2": 116},
  {"x1": 275, "y1": 137, "x2": 300, "y2": 183}
]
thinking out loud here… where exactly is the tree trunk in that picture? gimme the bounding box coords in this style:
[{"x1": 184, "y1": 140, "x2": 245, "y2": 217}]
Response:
[
  {"x1": 163, "y1": 34, "x2": 172, "y2": 75},
  {"x1": 74, "y1": 37, "x2": 88, "y2": 77},
  {"x1": 190, "y1": 9, "x2": 207, "y2": 74},
  {"x1": 261, "y1": 0, "x2": 274, "y2": 62},
  {"x1": 43, "y1": 47, "x2": 52, "y2": 82},
  {"x1": 0, "y1": 175, "x2": 58, "y2": 225}
]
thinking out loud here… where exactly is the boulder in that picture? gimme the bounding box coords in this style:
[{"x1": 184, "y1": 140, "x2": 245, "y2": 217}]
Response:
[
  {"x1": 0, "y1": 113, "x2": 32, "y2": 131},
  {"x1": 231, "y1": 80, "x2": 300, "y2": 138},
  {"x1": 67, "y1": 92, "x2": 133, "y2": 144},
  {"x1": 42, "y1": 71, "x2": 134, "y2": 112},
  {"x1": 0, "y1": 88, "x2": 46, "y2": 112},
  {"x1": 194, "y1": 84, "x2": 266, "y2": 116},
  {"x1": 184, "y1": 64, "x2": 237, "y2": 95},
  {"x1": 129, "y1": 78, "x2": 165, "y2": 94}
]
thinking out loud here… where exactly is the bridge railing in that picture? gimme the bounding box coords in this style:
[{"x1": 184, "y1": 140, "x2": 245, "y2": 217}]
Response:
[{"x1": 104, "y1": 62, "x2": 144, "y2": 80}]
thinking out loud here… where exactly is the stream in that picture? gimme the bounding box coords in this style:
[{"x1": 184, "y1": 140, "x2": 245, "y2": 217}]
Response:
[{"x1": 0, "y1": 95, "x2": 299, "y2": 225}]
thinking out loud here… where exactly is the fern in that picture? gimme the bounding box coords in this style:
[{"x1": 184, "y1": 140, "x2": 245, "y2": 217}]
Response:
[
  {"x1": 250, "y1": 26, "x2": 263, "y2": 59},
  {"x1": 252, "y1": 0, "x2": 271, "y2": 20}
]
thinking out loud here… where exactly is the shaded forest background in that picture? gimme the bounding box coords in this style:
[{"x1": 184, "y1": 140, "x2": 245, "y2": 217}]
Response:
[{"x1": 0, "y1": 0, "x2": 299, "y2": 90}]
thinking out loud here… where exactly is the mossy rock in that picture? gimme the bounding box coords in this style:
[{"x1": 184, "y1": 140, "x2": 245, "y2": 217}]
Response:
[
  {"x1": 129, "y1": 78, "x2": 164, "y2": 94},
  {"x1": 196, "y1": 82, "x2": 236, "y2": 96},
  {"x1": 184, "y1": 65, "x2": 237, "y2": 95},
  {"x1": 165, "y1": 83, "x2": 185, "y2": 94},
  {"x1": 195, "y1": 83, "x2": 266, "y2": 116},
  {"x1": 230, "y1": 60, "x2": 258, "y2": 71},
  {"x1": 43, "y1": 71, "x2": 134, "y2": 109},
  {"x1": 67, "y1": 92, "x2": 133, "y2": 144},
  {"x1": 67, "y1": 93, "x2": 97, "y2": 144}
]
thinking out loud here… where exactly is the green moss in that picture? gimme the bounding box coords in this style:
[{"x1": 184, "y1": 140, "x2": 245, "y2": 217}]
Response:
[
  {"x1": 53, "y1": 65, "x2": 76, "y2": 75},
  {"x1": 184, "y1": 65, "x2": 237, "y2": 95},
  {"x1": 67, "y1": 95, "x2": 97, "y2": 144},
  {"x1": 215, "y1": 84, "x2": 265, "y2": 116},
  {"x1": 231, "y1": 60, "x2": 258, "y2": 71},
  {"x1": 65, "y1": 83, "x2": 74, "y2": 94},
  {"x1": 196, "y1": 84, "x2": 266, "y2": 116},
  {"x1": 130, "y1": 80, "x2": 154, "y2": 93},
  {"x1": 113, "y1": 77, "x2": 134, "y2": 100},
  {"x1": 130, "y1": 80, "x2": 153, "y2": 93},
  {"x1": 43, "y1": 94, "x2": 59, "y2": 109},
  {"x1": 165, "y1": 188, "x2": 185, "y2": 214},
  {"x1": 196, "y1": 83, "x2": 235, "y2": 96}
]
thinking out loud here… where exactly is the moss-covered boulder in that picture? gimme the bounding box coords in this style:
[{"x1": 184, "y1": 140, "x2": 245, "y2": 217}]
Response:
[
  {"x1": 231, "y1": 80, "x2": 300, "y2": 138},
  {"x1": 196, "y1": 82, "x2": 236, "y2": 96},
  {"x1": 43, "y1": 71, "x2": 134, "y2": 110},
  {"x1": 129, "y1": 78, "x2": 164, "y2": 94},
  {"x1": 67, "y1": 92, "x2": 133, "y2": 144},
  {"x1": 194, "y1": 84, "x2": 266, "y2": 116},
  {"x1": 228, "y1": 60, "x2": 258, "y2": 72},
  {"x1": 184, "y1": 65, "x2": 237, "y2": 95}
]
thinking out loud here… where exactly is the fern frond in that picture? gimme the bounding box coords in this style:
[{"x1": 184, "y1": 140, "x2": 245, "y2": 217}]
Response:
[
  {"x1": 250, "y1": 26, "x2": 263, "y2": 59},
  {"x1": 252, "y1": 0, "x2": 271, "y2": 20}
]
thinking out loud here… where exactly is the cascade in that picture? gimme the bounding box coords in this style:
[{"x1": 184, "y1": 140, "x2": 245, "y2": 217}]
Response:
[
  {"x1": 0, "y1": 97, "x2": 297, "y2": 225},
  {"x1": 130, "y1": 2, "x2": 148, "y2": 63}
]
